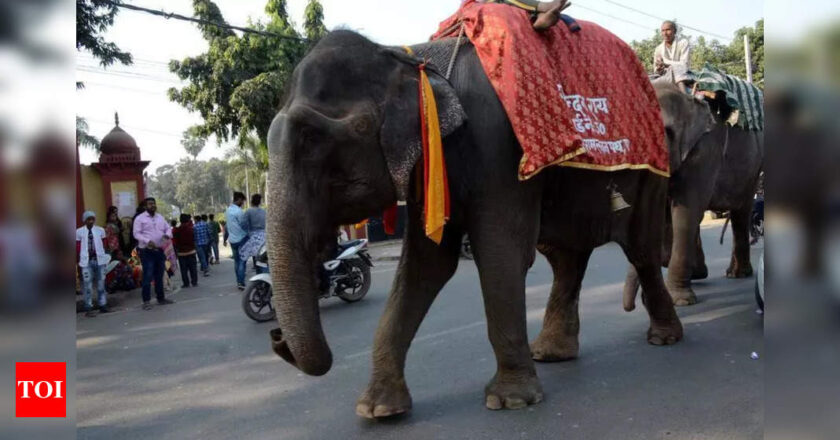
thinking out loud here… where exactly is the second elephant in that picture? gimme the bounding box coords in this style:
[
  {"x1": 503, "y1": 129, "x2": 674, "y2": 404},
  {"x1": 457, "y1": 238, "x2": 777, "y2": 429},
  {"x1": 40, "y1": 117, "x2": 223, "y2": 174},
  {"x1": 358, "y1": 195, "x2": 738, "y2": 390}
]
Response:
[{"x1": 625, "y1": 80, "x2": 764, "y2": 308}]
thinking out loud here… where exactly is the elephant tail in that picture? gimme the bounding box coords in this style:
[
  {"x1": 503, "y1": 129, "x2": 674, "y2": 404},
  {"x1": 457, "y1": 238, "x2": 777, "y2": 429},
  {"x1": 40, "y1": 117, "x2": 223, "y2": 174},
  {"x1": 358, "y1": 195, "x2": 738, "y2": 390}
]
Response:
[{"x1": 719, "y1": 216, "x2": 730, "y2": 245}]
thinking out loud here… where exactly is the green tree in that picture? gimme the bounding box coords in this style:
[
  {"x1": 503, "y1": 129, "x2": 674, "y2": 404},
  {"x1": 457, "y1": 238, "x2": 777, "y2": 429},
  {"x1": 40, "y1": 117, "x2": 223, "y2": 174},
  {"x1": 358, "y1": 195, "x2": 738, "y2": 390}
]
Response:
[
  {"x1": 76, "y1": 116, "x2": 100, "y2": 150},
  {"x1": 172, "y1": 158, "x2": 231, "y2": 214},
  {"x1": 630, "y1": 28, "x2": 663, "y2": 74},
  {"x1": 180, "y1": 126, "x2": 207, "y2": 159},
  {"x1": 77, "y1": 0, "x2": 134, "y2": 145},
  {"x1": 168, "y1": 0, "x2": 327, "y2": 146},
  {"x1": 225, "y1": 135, "x2": 269, "y2": 202},
  {"x1": 147, "y1": 164, "x2": 180, "y2": 211},
  {"x1": 76, "y1": 0, "x2": 133, "y2": 67},
  {"x1": 304, "y1": 0, "x2": 328, "y2": 41}
]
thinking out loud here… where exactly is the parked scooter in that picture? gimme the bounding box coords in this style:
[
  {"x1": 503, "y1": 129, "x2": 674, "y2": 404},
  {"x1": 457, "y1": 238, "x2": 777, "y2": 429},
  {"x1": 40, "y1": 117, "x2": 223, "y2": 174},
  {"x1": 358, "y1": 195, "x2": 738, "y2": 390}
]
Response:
[{"x1": 242, "y1": 239, "x2": 373, "y2": 322}]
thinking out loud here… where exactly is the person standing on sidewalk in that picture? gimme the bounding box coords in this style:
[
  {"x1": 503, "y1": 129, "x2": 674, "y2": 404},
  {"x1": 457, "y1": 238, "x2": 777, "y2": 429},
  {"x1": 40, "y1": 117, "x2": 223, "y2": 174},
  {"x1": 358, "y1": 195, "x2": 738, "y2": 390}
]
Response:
[
  {"x1": 208, "y1": 214, "x2": 221, "y2": 264},
  {"x1": 132, "y1": 197, "x2": 176, "y2": 310},
  {"x1": 76, "y1": 211, "x2": 111, "y2": 317},
  {"x1": 194, "y1": 214, "x2": 211, "y2": 276},
  {"x1": 225, "y1": 191, "x2": 248, "y2": 290},
  {"x1": 172, "y1": 213, "x2": 198, "y2": 288}
]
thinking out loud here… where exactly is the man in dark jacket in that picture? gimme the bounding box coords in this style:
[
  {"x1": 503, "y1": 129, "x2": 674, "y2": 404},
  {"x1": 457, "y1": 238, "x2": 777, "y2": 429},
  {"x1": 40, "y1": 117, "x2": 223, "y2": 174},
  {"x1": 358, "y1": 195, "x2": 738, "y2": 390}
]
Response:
[{"x1": 172, "y1": 214, "x2": 198, "y2": 288}]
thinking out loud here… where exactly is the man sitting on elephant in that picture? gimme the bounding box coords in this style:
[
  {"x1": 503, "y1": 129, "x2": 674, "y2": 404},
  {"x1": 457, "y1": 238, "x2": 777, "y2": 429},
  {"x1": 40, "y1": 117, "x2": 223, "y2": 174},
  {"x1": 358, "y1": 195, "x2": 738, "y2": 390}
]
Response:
[{"x1": 654, "y1": 20, "x2": 692, "y2": 92}]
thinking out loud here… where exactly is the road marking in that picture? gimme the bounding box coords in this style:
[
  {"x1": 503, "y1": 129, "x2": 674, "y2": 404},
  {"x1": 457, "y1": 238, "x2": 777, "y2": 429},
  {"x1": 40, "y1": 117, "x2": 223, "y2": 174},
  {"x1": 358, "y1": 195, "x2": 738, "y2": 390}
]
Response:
[{"x1": 681, "y1": 304, "x2": 753, "y2": 324}]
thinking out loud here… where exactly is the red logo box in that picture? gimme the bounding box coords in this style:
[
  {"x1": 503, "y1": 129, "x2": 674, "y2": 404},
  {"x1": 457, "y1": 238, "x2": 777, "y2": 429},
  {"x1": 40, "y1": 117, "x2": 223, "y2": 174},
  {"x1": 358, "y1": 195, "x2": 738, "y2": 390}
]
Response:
[{"x1": 15, "y1": 362, "x2": 66, "y2": 418}]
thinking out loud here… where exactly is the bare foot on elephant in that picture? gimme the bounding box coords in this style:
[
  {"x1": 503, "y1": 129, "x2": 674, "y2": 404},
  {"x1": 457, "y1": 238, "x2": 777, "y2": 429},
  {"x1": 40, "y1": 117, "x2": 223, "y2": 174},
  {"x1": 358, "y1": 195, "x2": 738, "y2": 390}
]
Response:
[
  {"x1": 726, "y1": 259, "x2": 753, "y2": 278},
  {"x1": 530, "y1": 334, "x2": 579, "y2": 362},
  {"x1": 666, "y1": 283, "x2": 697, "y2": 306},
  {"x1": 647, "y1": 320, "x2": 683, "y2": 346},
  {"x1": 485, "y1": 371, "x2": 544, "y2": 410},
  {"x1": 356, "y1": 376, "x2": 412, "y2": 419}
]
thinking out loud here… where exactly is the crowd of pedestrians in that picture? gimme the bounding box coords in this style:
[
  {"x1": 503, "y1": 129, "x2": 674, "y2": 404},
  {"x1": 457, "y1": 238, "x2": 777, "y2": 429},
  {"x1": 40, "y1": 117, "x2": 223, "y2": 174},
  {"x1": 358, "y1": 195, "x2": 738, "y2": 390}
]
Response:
[{"x1": 77, "y1": 191, "x2": 265, "y2": 316}]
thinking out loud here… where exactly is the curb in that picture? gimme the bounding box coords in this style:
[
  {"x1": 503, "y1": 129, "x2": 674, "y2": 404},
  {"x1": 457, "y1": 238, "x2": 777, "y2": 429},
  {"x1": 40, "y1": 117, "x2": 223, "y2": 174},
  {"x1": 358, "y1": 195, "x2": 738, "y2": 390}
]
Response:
[{"x1": 373, "y1": 255, "x2": 402, "y2": 262}]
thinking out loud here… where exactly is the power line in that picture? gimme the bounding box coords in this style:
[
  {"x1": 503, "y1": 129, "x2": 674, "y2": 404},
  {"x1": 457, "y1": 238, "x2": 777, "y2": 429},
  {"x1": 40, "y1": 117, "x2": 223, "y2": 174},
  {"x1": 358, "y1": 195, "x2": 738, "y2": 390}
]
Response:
[
  {"x1": 88, "y1": 117, "x2": 184, "y2": 138},
  {"x1": 105, "y1": 0, "x2": 309, "y2": 42},
  {"x1": 588, "y1": 0, "x2": 733, "y2": 42},
  {"x1": 80, "y1": 81, "x2": 170, "y2": 96},
  {"x1": 76, "y1": 66, "x2": 183, "y2": 85},
  {"x1": 573, "y1": 4, "x2": 654, "y2": 32}
]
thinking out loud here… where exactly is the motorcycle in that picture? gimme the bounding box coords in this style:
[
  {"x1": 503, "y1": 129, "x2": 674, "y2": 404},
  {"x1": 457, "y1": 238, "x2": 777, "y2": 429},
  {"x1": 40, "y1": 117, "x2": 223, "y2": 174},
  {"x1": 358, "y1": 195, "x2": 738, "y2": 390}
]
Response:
[{"x1": 242, "y1": 239, "x2": 374, "y2": 322}]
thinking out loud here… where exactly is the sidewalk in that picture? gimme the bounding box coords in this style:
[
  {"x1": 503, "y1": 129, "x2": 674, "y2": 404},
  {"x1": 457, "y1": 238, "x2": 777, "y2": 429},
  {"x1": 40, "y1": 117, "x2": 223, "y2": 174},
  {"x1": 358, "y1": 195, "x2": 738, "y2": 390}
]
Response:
[{"x1": 367, "y1": 239, "x2": 402, "y2": 262}]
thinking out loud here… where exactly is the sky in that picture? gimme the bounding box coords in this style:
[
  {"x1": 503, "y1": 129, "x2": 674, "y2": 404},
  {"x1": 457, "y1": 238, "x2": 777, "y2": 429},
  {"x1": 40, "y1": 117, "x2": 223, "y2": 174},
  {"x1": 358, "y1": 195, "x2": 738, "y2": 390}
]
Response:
[{"x1": 76, "y1": 0, "x2": 767, "y2": 173}]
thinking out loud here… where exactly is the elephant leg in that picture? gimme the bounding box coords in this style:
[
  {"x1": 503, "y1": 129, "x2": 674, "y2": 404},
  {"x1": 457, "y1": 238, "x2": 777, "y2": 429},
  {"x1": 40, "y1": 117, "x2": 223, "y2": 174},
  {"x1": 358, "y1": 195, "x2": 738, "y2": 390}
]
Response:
[
  {"x1": 530, "y1": 245, "x2": 592, "y2": 362},
  {"x1": 470, "y1": 194, "x2": 543, "y2": 411},
  {"x1": 623, "y1": 243, "x2": 683, "y2": 345},
  {"x1": 726, "y1": 204, "x2": 754, "y2": 278},
  {"x1": 356, "y1": 203, "x2": 461, "y2": 419},
  {"x1": 634, "y1": 261, "x2": 684, "y2": 345},
  {"x1": 691, "y1": 226, "x2": 709, "y2": 280},
  {"x1": 666, "y1": 203, "x2": 704, "y2": 306}
]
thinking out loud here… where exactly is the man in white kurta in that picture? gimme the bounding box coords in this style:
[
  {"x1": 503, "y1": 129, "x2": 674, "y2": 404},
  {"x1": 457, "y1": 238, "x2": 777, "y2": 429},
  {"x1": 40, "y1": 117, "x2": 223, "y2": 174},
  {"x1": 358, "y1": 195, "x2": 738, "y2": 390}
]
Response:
[{"x1": 654, "y1": 20, "x2": 691, "y2": 85}]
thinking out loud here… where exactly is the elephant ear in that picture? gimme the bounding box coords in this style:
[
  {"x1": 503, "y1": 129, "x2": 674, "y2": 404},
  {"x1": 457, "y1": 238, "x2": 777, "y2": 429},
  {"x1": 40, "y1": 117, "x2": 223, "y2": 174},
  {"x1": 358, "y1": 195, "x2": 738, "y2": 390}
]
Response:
[
  {"x1": 379, "y1": 47, "x2": 467, "y2": 201},
  {"x1": 678, "y1": 97, "x2": 716, "y2": 163}
]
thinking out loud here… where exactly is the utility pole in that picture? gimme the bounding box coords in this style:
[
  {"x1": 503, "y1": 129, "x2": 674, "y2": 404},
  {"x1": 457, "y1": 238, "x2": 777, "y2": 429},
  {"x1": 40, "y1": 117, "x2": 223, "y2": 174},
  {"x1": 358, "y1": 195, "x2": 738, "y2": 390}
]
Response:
[
  {"x1": 245, "y1": 171, "x2": 250, "y2": 209},
  {"x1": 744, "y1": 34, "x2": 753, "y2": 83}
]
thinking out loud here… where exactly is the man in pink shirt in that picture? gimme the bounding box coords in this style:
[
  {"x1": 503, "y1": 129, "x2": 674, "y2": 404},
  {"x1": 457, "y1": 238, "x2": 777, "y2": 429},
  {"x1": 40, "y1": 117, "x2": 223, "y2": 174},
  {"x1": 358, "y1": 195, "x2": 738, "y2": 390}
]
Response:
[{"x1": 133, "y1": 197, "x2": 176, "y2": 310}]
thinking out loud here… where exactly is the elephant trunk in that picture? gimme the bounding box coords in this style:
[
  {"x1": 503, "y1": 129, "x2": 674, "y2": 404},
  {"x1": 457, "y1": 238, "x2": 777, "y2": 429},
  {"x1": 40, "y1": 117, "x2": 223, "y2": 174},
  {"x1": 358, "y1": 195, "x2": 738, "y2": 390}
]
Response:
[{"x1": 267, "y1": 123, "x2": 333, "y2": 376}]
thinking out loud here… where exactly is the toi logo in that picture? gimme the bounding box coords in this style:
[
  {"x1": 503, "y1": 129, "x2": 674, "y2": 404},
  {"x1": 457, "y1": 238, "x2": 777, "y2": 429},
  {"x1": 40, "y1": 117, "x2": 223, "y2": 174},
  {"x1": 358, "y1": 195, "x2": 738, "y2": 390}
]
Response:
[{"x1": 15, "y1": 362, "x2": 66, "y2": 418}]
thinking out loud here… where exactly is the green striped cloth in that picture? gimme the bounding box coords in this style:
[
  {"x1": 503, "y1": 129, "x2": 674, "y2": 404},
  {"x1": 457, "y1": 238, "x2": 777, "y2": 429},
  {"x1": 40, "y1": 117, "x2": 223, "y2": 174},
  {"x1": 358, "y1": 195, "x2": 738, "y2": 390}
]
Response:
[{"x1": 694, "y1": 64, "x2": 764, "y2": 131}]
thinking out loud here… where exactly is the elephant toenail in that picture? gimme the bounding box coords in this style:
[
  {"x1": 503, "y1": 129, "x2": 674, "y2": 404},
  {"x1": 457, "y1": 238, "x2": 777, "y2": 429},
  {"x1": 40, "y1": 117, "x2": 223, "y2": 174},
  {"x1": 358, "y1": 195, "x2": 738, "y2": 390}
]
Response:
[
  {"x1": 486, "y1": 395, "x2": 503, "y2": 410},
  {"x1": 505, "y1": 398, "x2": 527, "y2": 409}
]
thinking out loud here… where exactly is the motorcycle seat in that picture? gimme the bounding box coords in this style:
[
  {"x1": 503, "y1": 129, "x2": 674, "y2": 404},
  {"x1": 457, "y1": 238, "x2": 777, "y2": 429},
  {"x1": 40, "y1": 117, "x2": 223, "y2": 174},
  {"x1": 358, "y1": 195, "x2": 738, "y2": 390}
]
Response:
[{"x1": 337, "y1": 239, "x2": 365, "y2": 251}]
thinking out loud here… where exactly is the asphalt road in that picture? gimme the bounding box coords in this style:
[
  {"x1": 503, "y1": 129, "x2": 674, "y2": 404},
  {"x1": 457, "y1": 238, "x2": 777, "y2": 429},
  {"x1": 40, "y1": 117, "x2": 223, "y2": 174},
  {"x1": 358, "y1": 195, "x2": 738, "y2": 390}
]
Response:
[{"x1": 77, "y1": 223, "x2": 763, "y2": 440}]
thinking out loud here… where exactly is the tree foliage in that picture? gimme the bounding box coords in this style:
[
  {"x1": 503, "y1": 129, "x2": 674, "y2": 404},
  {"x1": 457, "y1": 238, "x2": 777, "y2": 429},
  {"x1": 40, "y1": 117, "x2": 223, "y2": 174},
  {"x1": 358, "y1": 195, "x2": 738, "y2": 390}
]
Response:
[
  {"x1": 225, "y1": 135, "x2": 269, "y2": 199},
  {"x1": 148, "y1": 159, "x2": 231, "y2": 215},
  {"x1": 180, "y1": 126, "x2": 207, "y2": 159},
  {"x1": 168, "y1": 0, "x2": 327, "y2": 147},
  {"x1": 76, "y1": 116, "x2": 100, "y2": 150},
  {"x1": 630, "y1": 19, "x2": 764, "y2": 87},
  {"x1": 304, "y1": 0, "x2": 328, "y2": 41},
  {"x1": 76, "y1": 0, "x2": 132, "y2": 67}
]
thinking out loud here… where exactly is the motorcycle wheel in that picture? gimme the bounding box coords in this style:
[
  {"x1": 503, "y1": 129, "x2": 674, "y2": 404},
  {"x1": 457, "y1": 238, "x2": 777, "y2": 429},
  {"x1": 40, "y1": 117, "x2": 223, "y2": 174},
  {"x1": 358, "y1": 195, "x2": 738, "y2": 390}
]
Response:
[
  {"x1": 242, "y1": 280, "x2": 276, "y2": 322},
  {"x1": 337, "y1": 260, "x2": 371, "y2": 303}
]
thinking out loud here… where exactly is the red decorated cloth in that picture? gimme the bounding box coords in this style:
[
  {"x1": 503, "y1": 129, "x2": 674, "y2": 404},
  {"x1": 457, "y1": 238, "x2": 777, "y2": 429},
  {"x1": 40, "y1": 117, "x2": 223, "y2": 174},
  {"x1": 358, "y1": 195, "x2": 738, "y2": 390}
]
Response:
[{"x1": 432, "y1": 1, "x2": 669, "y2": 179}]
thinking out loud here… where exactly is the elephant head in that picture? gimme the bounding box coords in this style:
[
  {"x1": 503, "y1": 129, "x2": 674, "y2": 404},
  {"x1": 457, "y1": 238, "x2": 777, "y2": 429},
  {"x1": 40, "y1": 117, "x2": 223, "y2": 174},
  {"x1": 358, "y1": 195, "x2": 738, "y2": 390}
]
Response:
[
  {"x1": 266, "y1": 31, "x2": 466, "y2": 376},
  {"x1": 652, "y1": 79, "x2": 716, "y2": 174}
]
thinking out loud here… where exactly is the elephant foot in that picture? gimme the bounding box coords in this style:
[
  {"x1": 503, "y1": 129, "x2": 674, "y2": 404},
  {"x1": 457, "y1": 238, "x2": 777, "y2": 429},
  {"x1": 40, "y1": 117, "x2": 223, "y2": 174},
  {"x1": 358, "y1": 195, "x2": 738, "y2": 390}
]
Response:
[
  {"x1": 484, "y1": 371, "x2": 544, "y2": 410},
  {"x1": 530, "y1": 334, "x2": 579, "y2": 362},
  {"x1": 666, "y1": 282, "x2": 697, "y2": 306},
  {"x1": 691, "y1": 264, "x2": 709, "y2": 280},
  {"x1": 726, "y1": 261, "x2": 753, "y2": 278},
  {"x1": 356, "y1": 375, "x2": 412, "y2": 419},
  {"x1": 647, "y1": 320, "x2": 683, "y2": 346}
]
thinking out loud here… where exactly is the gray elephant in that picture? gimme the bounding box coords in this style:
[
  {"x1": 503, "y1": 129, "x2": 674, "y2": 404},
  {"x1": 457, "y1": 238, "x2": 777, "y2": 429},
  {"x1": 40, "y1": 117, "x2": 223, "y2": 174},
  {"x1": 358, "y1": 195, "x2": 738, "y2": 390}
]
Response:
[
  {"x1": 624, "y1": 80, "x2": 764, "y2": 307},
  {"x1": 266, "y1": 31, "x2": 682, "y2": 418}
]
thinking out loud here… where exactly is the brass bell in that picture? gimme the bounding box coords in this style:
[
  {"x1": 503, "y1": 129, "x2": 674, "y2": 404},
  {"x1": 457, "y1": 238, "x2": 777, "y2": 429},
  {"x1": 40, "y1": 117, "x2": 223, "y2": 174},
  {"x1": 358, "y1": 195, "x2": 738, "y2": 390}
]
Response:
[{"x1": 610, "y1": 188, "x2": 631, "y2": 212}]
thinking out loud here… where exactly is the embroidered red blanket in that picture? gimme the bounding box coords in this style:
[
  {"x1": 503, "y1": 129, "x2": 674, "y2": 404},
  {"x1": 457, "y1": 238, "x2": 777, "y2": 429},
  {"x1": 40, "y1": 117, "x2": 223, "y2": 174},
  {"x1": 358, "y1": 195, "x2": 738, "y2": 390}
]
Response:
[{"x1": 432, "y1": 1, "x2": 669, "y2": 179}]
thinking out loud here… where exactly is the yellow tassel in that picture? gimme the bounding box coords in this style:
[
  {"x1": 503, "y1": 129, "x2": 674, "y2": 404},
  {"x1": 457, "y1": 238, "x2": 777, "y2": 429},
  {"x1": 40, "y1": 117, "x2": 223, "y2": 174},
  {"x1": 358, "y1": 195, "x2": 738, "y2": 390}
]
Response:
[
  {"x1": 420, "y1": 68, "x2": 448, "y2": 244},
  {"x1": 405, "y1": 46, "x2": 449, "y2": 245}
]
